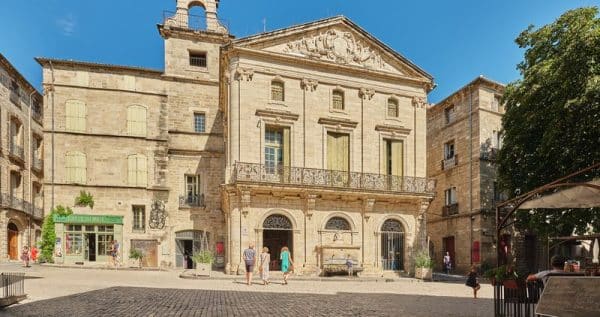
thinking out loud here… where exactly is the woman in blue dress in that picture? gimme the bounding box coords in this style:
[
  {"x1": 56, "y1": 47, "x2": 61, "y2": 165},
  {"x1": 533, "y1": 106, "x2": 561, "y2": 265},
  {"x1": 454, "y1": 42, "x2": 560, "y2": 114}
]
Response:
[{"x1": 280, "y1": 246, "x2": 294, "y2": 284}]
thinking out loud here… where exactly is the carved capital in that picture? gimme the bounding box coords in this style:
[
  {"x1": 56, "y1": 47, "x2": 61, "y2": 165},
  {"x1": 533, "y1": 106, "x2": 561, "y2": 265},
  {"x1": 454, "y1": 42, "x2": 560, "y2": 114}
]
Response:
[
  {"x1": 303, "y1": 193, "x2": 318, "y2": 218},
  {"x1": 362, "y1": 198, "x2": 375, "y2": 213},
  {"x1": 300, "y1": 78, "x2": 318, "y2": 92},
  {"x1": 42, "y1": 84, "x2": 54, "y2": 94},
  {"x1": 234, "y1": 67, "x2": 254, "y2": 81},
  {"x1": 359, "y1": 87, "x2": 375, "y2": 100},
  {"x1": 412, "y1": 96, "x2": 426, "y2": 108}
]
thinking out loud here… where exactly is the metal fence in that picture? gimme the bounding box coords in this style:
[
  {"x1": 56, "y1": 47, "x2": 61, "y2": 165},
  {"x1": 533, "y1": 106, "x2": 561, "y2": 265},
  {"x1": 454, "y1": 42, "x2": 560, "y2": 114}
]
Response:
[
  {"x1": 494, "y1": 280, "x2": 543, "y2": 317},
  {"x1": 0, "y1": 272, "x2": 25, "y2": 303}
]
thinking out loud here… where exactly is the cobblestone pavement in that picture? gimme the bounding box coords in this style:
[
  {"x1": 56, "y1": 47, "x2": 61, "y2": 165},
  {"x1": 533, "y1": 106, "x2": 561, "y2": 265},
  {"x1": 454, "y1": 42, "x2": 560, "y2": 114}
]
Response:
[{"x1": 0, "y1": 264, "x2": 493, "y2": 316}]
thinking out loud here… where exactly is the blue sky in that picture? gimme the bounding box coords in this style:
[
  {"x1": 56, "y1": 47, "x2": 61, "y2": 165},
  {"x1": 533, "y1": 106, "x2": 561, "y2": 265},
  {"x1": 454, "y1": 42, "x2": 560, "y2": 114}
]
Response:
[{"x1": 1, "y1": 0, "x2": 598, "y2": 102}]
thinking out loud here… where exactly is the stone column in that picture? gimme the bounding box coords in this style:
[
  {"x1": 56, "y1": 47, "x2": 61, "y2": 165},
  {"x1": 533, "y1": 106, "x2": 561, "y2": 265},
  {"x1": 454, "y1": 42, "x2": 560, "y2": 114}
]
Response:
[
  {"x1": 302, "y1": 192, "x2": 317, "y2": 274},
  {"x1": 361, "y1": 198, "x2": 375, "y2": 272}
]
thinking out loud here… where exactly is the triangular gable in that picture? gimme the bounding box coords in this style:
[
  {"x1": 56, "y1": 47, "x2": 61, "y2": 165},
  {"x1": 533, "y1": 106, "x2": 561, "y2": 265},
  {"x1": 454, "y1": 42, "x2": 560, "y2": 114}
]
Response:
[{"x1": 232, "y1": 16, "x2": 433, "y2": 81}]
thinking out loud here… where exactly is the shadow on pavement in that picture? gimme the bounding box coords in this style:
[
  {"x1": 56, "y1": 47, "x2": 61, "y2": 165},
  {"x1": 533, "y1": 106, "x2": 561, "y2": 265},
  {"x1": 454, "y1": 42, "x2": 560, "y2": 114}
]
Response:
[{"x1": 1, "y1": 286, "x2": 493, "y2": 317}]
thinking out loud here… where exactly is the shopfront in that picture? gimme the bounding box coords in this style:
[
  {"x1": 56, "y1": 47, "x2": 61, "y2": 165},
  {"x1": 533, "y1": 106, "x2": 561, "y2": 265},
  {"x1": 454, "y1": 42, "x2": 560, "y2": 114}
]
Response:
[{"x1": 53, "y1": 214, "x2": 123, "y2": 264}]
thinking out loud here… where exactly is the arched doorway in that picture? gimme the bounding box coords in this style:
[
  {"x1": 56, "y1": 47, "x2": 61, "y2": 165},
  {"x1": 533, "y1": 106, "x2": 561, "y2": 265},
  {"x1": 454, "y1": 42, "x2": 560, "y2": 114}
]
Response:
[
  {"x1": 175, "y1": 230, "x2": 210, "y2": 269},
  {"x1": 7, "y1": 223, "x2": 19, "y2": 260},
  {"x1": 262, "y1": 214, "x2": 293, "y2": 271},
  {"x1": 381, "y1": 219, "x2": 404, "y2": 271}
]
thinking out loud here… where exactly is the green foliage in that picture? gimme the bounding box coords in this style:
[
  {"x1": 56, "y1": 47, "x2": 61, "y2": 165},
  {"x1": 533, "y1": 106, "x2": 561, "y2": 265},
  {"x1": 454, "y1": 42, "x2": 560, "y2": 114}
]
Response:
[
  {"x1": 485, "y1": 265, "x2": 520, "y2": 282},
  {"x1": 191, "y1": 250, "x2": 214, "y2": 264},
  {"x1": 129, "y1": 249, "x2": 144, "y2": 260},
  {"x1": 39, "y1": 205, "x2": 73, "y2": 263},
  {"x1": 75, "y1": 191, "x2": 94, "y2": 209},
  {"x1": 414, "y1": 251, "x2": 434, "y2": 268},
  {"x1": 498, "y1": 7, "x2": 600, "y2": 237}
]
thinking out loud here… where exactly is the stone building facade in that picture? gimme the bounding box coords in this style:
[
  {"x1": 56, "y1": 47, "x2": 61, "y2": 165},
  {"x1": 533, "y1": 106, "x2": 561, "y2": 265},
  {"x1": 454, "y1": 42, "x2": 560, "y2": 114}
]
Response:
[
  {"x1": 426, "y1": 76, "x2": 505, "y2": 273},
  {"x1": 37, "y1": 0, "x2": 435, "y2": 274},
  {"x1": 0, "y1": 53, "x2": 44, "y2": 262}
]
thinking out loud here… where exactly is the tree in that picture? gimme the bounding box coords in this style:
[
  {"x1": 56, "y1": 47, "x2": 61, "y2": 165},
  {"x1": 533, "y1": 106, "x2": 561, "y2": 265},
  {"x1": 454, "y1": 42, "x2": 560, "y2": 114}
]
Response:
[
  {"x1": 498, "y1": 7, "x2": 600, "y2": 237},
  {"x1": 39, "y1": 205, "x2": 73, "y2": 263}
]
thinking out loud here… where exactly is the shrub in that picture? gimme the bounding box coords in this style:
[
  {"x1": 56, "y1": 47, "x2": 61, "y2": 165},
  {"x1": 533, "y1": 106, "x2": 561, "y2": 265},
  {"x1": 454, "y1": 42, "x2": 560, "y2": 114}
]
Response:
[
  {"x1": 75, "y1": 191, "x2": 94, "y2": 209},
  {"x1": 191, "y1": 250, "x2": 214, "y2": 264},
  {"x1": 39, "y1": 205, "x2": 73, "y2": 263},
  {"x1": 414, "y1": 251, "x2": 434, "y2": 268}
]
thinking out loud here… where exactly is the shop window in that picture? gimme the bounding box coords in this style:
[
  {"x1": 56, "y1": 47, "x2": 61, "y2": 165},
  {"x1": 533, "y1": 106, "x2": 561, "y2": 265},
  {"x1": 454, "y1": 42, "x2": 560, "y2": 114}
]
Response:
[
  {"x1": 65, "y1": 232, "x2": 83, "y2": 255},
  {"x1": 97, "y1": 233, "x2": 114, "y2": 256}
]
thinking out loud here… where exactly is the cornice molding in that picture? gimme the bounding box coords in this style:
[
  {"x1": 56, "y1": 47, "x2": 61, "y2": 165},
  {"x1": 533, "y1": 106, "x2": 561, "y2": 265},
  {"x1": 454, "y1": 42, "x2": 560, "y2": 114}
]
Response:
[
  {"x1": 318, "y1": 117, "x2": 359, "y2": 129},
  {"x1": 255, "y1": 108, "x2": 300, "y2": 122}
]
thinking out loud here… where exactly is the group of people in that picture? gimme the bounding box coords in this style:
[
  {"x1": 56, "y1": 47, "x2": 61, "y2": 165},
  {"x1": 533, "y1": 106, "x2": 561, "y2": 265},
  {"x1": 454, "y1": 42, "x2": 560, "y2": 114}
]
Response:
[
  {"x1": 21, "y1": 245, "x2": 38, "y2": 267},
  {"x1": 109, "y1": 240, "x2": 120, "y2": 268},
  {"x1": 243, "y1": 243, "x2": 294, "y2": 286}
]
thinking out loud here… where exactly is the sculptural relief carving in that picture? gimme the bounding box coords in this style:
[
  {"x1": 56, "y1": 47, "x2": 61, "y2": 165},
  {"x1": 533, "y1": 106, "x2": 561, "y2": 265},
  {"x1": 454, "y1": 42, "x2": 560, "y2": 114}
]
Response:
[{"x1": 283, "y1": 29, "x2": 388, "y2": 70}]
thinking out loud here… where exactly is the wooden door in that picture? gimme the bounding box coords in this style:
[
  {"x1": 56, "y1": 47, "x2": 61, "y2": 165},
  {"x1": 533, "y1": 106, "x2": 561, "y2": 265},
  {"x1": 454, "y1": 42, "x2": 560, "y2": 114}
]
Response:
[
  {"x1": 443, "y1": 236, "x2": 455, "y2": 268},
  {"x1": 8, "y1": 230, "x2": 18, "y2": 260},
  {"x1": 131, "y1": 240, "x2": 158, "y2": 267}
]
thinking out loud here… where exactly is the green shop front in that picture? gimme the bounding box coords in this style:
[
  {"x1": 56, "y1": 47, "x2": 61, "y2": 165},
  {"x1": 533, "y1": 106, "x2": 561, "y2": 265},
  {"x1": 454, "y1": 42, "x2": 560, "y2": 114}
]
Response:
[{"x1": 53, "y1": 214, "x2": 123, "y2": 264}]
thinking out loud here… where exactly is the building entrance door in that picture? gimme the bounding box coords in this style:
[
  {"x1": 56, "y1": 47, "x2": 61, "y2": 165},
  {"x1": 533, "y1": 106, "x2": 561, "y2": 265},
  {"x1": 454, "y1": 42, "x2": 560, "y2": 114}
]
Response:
[
  {"x1": 131, "y1": 240, "x2": 158, "y2": 267},
  {"x1": 443, "y1": 236, "x2": 455, "y2": 270},
  {"x1": 175, "y1": 230, "x2": 210, "y2": 269},
  {"x1": 380, "y1": 219, "x2": 405, "y2": 271},
  {"x1": 85, "y1": 233, "x2": 96, "y2": 262},
  {"x1": 7, "y1": 223, "x2": 19, "y2": 260},
  {"x1": 262, "y1": 214, "x2": 294, "y2": 271}
]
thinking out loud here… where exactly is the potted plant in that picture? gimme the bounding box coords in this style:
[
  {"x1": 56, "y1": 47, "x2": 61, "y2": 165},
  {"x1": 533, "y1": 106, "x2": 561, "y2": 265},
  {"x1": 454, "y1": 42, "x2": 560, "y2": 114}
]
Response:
[
  {"x1": 129, "y1": 249, "x2": 144, "y2": 268},
  {"x1": 414, "y1": 251, "x2": 433, "y2": 280},
  {"x1": 191, "y1": 250, "x2": 214, "y2": 277},
  {"x1": 484, "y1": 267, "x2": 498, "y2": 285}
]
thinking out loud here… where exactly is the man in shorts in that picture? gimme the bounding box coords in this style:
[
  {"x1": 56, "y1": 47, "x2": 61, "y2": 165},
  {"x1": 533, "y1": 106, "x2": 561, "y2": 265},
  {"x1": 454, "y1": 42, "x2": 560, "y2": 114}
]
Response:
[{"x1": 243, "y1": 243, "x2": 256, "y2": 285}]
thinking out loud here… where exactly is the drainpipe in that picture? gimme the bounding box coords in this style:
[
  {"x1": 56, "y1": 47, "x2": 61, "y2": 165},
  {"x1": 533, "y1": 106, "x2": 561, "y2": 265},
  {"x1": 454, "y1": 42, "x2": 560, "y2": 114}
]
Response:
[
  {"x1": 49, "y1": 61, "x2": 56, "y2": 210},
  {"x1": 469, "y1": 87, "x2": 474, "y2": 265},
  {"x1": 28, "y1": 90, "x2": 36, "y2": 248}
]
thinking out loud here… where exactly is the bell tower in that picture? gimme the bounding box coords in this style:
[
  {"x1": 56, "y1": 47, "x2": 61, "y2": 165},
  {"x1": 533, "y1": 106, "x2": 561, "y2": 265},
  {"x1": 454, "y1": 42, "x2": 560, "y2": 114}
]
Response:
[{"x1": 166, "y1": 0, "x2": 228, "y2": 34}]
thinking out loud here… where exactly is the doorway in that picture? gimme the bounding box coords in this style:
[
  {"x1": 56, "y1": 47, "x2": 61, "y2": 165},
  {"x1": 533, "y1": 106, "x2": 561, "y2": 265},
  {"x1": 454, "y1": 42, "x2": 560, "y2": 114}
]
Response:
[
  {"x1": 443, "y1": 236, "x2": 456, "y2": 270},
  {"x1": 175, "y1": 230, "x2": 210, "y2": 269},
  {"x1": 262, "y1": 214, "x2": 294, "y2": 271},
  {"x1": 85, "y1": 233, "x2": 96, "y2": 262},
  {"x1": 7, "y1": 223, "x2": 18, "y2": 260},
  {"x1": 380, "y1": 219, "x2": 405, "y2": 271}
]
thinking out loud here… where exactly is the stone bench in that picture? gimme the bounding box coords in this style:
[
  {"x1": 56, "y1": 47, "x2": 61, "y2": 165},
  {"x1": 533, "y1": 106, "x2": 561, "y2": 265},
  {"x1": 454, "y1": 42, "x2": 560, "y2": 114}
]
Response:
[{"x1": 322, "y1": 259, "x2": 363, "y2": 276}]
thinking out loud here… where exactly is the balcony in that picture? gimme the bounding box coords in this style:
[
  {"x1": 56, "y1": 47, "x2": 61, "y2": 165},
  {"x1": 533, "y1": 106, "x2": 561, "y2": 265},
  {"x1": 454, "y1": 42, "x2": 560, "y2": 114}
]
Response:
[
  {"x1": 442, "y1": 203, "x2": 459, "y2": 216},
  {"x1": 31, "y1": 109, "x2": 43, "y2": 123},
  {"x1": 231, "y1": 162, "x2": 436, "y2": 194},
  {"x1": 162, "y1": 10, "x2": 228, "y2": 32},
  {"x1": 9, "y1": 91, "x2": 20, "y2": 106},
  {"x1": 0, "y1": 194, "x2": 43, "y2": 219},
  {"x1": 9, "y1": 143, "x2": 24, "y2": 161},
  {"x1": 441, "y1": 155, "x2": 458, "y2": 170},
  {"x1": 179, "y1": 194, "x2": 205, "y2": 208}
]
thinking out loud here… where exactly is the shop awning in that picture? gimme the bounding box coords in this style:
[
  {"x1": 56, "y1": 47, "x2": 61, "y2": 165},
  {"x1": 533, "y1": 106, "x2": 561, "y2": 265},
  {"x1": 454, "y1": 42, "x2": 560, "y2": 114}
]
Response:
[
  {"x1": 519, "y1": 179, "x2": 600, "y2": 209},
  {"x1": 53, "y1": 214, "x2": 123, "y2": 225}
]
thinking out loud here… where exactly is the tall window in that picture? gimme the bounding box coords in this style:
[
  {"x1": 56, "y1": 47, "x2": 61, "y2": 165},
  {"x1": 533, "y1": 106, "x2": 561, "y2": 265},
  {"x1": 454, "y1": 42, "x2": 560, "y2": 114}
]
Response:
[
  {"x1": 128, "y1": 154, "x2": 147, "y2": 187},
  {"x1": 327, "y1": 132, "x2": 349, "y2": 172},
  {"x1": 127, "y1": 105, "x2": 147, "y2": 136},
  {"x1": 444, "y1": 105, "x2": 455, "y2": 124},
  {"x1": 384, "y1": 139, "x2": 403, "y2": 176},
  {"x1": 194, "y1": 113, "x2": 205, "y2": 133},
  {"x1": 444, "y1": 141, "x2": 455, "y2": 159},
  {"x1": 189, "y1": 52, "x2": 207, "y2": 67},
  {"x1": 265, "y1": 127, "x2": 290, "y2": 174},
  {"x1": 65, "y1": 151, "x2": 86, "y2": 184},
  {"x1": 132, "y1": 205, "x2": 146, "y2": 231},
  {"x1": 271, "y1": 80, "x2": 284, "y2": 102},
  {"x1": 387, "y1": 98, "x2": 399, "y2": 117},
  {"x1": 491, "y1": 95, "x2": 500, "y2": 112},
  {"x1": 65, "y1": 100, "x2": 86, "y2": 132},
  {"x1": 444, "y1": 187, "x2": 457, "y2": 206},
  {"x1": 185, "y1": 175, "x2": 201, "y2": 205},
  {"x1": 332, "y1": 90, "x2": 344, "y2": 110}
]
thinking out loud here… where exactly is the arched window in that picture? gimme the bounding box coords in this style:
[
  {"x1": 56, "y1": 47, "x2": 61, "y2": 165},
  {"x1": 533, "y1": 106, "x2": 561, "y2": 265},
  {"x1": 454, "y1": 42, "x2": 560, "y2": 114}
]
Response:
[
  {"x1": 387, "y1": 98, "x2": 398, "y2": 118},
  {"x1": 332, "y1": 90, "x2": 344, "y2": 110},
  {"x1": 381, "y1": 219, "x2": 404, "y2": 232},
  {"x1": 127, "y1": 105, "x2": 147, "y2": 136},
  {"x1": 128, "y1": 154, "x2": 147, "y2": 187},
  {"x1": 65, "y1": 100, "x2": 86, "y2": 132},
  {"x1": 271, "y1": 80, "x2": 285, "y2": 102},
  {"x1": 263, "y1": 214, "x2": 292, "y2": 229},
  {"x1": 65, "y1": 151, "x2": 86, "y2": 184},
  {"x1": 381, "y1": 218, "x2": 404, "y2": 271},
  {"x1": 325, "y1": 216, "x2": 351, "y2": 230}
]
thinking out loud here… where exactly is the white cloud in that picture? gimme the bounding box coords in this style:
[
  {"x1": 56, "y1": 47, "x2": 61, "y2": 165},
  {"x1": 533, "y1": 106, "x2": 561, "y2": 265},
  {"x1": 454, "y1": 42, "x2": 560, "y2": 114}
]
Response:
[{"x1": 56, "y1": 14, "x2": 76, "y2": 36}]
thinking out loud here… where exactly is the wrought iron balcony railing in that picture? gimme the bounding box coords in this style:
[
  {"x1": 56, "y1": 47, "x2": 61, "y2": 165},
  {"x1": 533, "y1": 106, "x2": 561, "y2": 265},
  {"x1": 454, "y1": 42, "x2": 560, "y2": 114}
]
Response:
[
  {"x1": 0, "y1": 193, "x2": 44, "y2": 219},
  {"x1": 9, "y1": 143, "x2": 24, "y2": 160},
  {"x1": 179, "y1": 194, "x2": 205, "y2": 208},
  {"x1": 441, "y1": 155, "x2": 458, "y2": 170},
  {"x1": 162, "y1": 10, "x2": 228, "y2": 32},
  {"x1": 231, "y1": 162, "x2": 436, "y2": 194},
  {"x1": 442, "y1": 203, "x2": 459, "y2": 216}
]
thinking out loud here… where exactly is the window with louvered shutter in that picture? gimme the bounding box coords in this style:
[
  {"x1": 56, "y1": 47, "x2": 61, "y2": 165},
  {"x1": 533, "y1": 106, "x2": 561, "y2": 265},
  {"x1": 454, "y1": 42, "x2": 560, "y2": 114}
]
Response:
[
  {"x1": 128, "y1": 154, "x2": 147, "y2": 187},
  {"x1": 127, "y1": 105, "x2": 147, "y2": 136},
  {"x1": 66, "y1": 100, "x2": 86, "y2": 132},
  {"x1": 332, "y1": 90, "x2": 344, "y2": 110},
  {"x1": 271, "y1": 81, "x2": 284, "y2": 101},
  {"x1": 66, "y1": 152, "x2": 86, "y2": 184},
  {"x1": 387, "y1": 98, "x2": 398, "y2": 117}
]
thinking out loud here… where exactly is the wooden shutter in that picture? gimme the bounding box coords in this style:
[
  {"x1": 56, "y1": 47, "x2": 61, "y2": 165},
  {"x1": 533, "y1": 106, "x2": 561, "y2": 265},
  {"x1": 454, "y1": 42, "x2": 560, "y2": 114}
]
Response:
[
  {"x1": 340, "y1": 134, "x2": 349, "y2": 172},
  {"x1": 65, "y1": 153, "x2": 74, "y2": 182},
  {"x1": 77, "y1": 102, "x2": 86, "y2": 132},
  {"x1": 391, "y1": 140, "x2": 403, "y2": 177},
  {"x1": 327, "y1": 133, "x2": 349, "y2": 171},
  {"x1": 128, "y1": 106, "x2": 147, "y2": 136},
  {"x1": 137, "y1": 155, "x2": 147, "y2": 187},
  {"x1": 283, "y1": 128, "x2": 290, "y2": 168},
  {"x1": 128, "y1": 155, "x2": 137, "y2": 185}
]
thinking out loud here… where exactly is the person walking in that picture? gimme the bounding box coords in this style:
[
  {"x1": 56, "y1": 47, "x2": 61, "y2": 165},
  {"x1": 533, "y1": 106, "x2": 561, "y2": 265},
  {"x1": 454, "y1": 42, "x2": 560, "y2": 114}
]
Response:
[
  {"x1": 280, "y1": 246, "x2": 294, "y2": 285},
  {"x1": 466, "y1": 265, "x2": 481, "y2": 298},
  {"x1": 443, "y1": 252, "x2": 452, "y2": 274},
  {"x1": 30, "y1": 245, "x2": 38, "y2": 264},
  {"x1": 112, "y1": 240, "x2": 120, "y2": 268},
  {"x1": 259, "y1": 247, "x2": 270, "y2": 285},
  {"x1": 243, "y1": 243, "x2": 256, "y2": 286},
  {"x1": 21, "y1": 246, "x2": 30, "y2": 267},
  {"x1": 346, "y1": 254, "x2": 354, "y2": 278}
]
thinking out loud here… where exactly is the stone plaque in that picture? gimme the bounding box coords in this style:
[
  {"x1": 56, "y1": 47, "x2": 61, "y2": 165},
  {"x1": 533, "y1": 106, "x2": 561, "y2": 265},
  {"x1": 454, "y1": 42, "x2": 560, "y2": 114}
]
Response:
[{"x1": 536, "y1": 277, "x2": 600, "y2": 317}]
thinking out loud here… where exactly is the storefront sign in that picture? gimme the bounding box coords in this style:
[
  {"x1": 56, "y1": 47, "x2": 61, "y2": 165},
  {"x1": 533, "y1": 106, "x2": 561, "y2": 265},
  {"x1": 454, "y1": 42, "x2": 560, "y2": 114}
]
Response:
[{"x1": 53, "y1": 214, "x2": 123, "y2": 225}]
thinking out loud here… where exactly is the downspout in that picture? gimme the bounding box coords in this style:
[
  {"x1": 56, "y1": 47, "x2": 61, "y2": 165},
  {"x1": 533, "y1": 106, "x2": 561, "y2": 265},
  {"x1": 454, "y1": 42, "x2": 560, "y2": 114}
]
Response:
[
  {"x1": 469, "y1": 87, "x2": 474, "y2": 265},
  {"x1": 303, "y1": 87, "x2": 306, "y2": 168},
  {"x1": 49, "y1": 61, "x2": 56, "y2": 210},
  {"x1": 28, "y1": 90, "x2": 35, "y2": 249}
]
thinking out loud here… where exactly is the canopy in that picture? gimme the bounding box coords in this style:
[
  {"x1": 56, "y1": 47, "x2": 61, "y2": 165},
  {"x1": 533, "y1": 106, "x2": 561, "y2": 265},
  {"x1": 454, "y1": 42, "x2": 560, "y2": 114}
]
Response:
[{"x1": 519, "y1": 179, "x2": 600, "y2": 209}]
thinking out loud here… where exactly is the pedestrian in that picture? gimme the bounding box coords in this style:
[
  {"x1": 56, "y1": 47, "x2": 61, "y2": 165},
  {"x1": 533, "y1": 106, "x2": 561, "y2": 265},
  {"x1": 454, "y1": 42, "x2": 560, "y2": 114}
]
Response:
[
  {"x1": 21, "y1": 246, "x2": 30, "y2": 267},
  {"x1": 466, "y1": 265, "x2": 481, "y2": 299},
  {"x1": 527, "y1": 255, "x2": 565, "y2": 285},
  {"x1": 112, "y1": 240, "x2": 120, "y2": 268},
  {"x1": 443, "y1": 252, "x2": 452, "y2": 274},
  {"x1": 243, "y1": 243, "x2": 256, "y2": 286},
  {"x1": 259, "y1": 247, "x2": 270, "y2": 285},
  {"x1": 280, "y1": 246, "x2": 294, "y2": 285},
  {"x1": 346, "y1": 254, "x2": 354, "y2": 277},
  {"x1": 30, "y1": 245, "x2": 38, "y2": 263}
]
